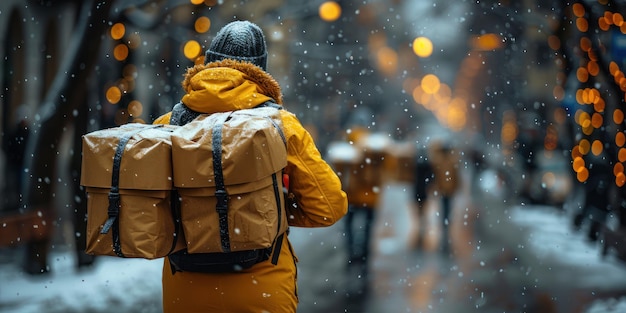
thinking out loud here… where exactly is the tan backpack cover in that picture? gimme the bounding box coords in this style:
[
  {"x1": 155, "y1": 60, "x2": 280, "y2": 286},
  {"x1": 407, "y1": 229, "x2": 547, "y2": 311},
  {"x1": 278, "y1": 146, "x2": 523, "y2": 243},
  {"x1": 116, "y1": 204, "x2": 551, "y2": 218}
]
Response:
[
  {"x1": 81, "y1": 124, "x2": 185, "y2": 259},
  {"x1": 171, "y1": 107, "x2": 288, "y2": 254}
]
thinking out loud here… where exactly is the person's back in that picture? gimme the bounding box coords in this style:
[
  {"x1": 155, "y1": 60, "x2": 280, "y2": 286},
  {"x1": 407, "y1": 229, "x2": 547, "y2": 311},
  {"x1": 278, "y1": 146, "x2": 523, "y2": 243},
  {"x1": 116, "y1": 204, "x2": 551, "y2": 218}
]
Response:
[
  {"x1": 431, "y1": 144, "x2": 459, "y2": 197},
  {"x1": 346, "y1": 149, "x2": 385, "y2": 207},
  {"x1": 153, "y1": 20, "x2": 347, "y2": 312}
]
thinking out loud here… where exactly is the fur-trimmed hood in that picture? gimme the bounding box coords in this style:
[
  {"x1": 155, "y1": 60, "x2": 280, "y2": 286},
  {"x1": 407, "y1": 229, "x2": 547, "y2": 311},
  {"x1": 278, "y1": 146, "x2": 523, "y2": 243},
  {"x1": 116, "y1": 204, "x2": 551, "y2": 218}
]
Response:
[{"x1": 180, "y1": 59, "x2": 283, "y2": 114}]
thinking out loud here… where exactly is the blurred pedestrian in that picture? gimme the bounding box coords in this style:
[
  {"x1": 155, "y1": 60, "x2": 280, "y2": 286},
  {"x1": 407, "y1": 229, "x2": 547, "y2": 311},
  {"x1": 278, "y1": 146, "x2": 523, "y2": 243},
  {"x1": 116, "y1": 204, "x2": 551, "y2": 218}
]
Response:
[
  {"x1": 412, "y1": 146, "x2": 434, "y2": 248},
  {"x1": 339, "y1": 129, "x2": 388, "y2": 279},
  {"x1": 429, "y1": 141, "x2": 460, "y2": 254},
  {"x1": 153, "y1": 20, "x2": 347, "y2": 313},
  {"x1": 573, "y1": 151, "x2": 611, "y2": 242}
]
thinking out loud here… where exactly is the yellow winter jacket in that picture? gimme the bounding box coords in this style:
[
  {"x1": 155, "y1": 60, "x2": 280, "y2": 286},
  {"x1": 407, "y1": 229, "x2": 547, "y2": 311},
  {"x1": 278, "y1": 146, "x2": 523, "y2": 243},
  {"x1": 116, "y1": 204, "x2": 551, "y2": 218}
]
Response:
[{"x1": 154, "y1": 59, "x2": 347, "y2": 313}]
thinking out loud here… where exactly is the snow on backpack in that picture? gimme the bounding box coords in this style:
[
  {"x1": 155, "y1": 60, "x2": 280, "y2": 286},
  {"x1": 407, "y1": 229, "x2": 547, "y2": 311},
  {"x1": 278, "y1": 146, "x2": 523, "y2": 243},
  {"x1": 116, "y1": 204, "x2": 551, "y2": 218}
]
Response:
[
  {"x1": 166, "y1": 102, "x2": 289, "y2": 273},
  {"x1": 80, "y1": 123, "x2": 185, "y2": 259}
]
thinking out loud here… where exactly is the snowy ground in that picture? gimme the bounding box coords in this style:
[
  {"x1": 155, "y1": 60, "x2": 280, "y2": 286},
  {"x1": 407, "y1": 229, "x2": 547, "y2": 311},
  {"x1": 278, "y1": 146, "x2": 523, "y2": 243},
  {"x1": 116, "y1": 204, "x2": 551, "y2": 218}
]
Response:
[
  {"x1": 0, "y1": 250, "x2": 164, "y2": 313},
  {"x1": 0, "y1": 224, "x2": 341, "y2": 313},
  {"x1": 508, "y1": 204, "x2": 626, "y2": 312},
  {"x1": 510, "y1": 205, "x2": 626, "y2": 282}
]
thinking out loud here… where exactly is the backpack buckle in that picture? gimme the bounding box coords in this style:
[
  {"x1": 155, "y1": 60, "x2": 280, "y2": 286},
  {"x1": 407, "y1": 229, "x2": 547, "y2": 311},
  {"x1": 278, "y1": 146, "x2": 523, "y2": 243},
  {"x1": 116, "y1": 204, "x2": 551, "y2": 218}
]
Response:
[
  {"x1": 107, "y1": 191, "x2": 121, "y2": 217},
  {"x1": 215, "y1": 189, "x2": 228, "y2": 212}
]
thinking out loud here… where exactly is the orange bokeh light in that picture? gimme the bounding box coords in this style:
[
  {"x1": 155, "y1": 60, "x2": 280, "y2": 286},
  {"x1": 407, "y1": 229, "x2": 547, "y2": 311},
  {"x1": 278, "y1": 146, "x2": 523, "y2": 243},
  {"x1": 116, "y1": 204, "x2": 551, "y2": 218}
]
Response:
[
  {"x1": 573, "y1": 156, "x2": 585, "y2": 172},
  {"x1": 421, "y1": 74, "x2": 441, "y2": 94},
  {"x1": 573, "y1": 3, "x2": 585, "y2": 17},
  {"x1": 106, "y1": 86, "x2": 122, "y2": 104},
  {"x1": 617, "y1": 132, "x2": 626, "y2": 147},
  {"x1": 620, "y1": 148, "x2": 626, "y2": 162},
  {"x1": 319, "y1": 1, "x2": 341, "y2": 22},
  {"x1": 113, "y1": 44, "x2": 129, "y2": 61},
  {"x1": 577, "y1": 167, "x2": 589, "y2": 182},
  {"x1": 591, "y1": 140, "x2": 603, "y2": 155},
  {"x1": 111, "y1": 23, "x2": 125, "y2": 40},
  {"x1": 183, "y1": 40, "x2": 202, "y2": 60},
  {"x1": 614, "y1": 109, "x2": 625, "y2": 124},
  {"x1": 614, "y1": 163, "x2": 624, "y2": 176},
  {"x1": 617, "y1": 172, "x2": 626, "y2": 187},
  {"x1": 195, "y1": 16, "x2": 211, "y2": 33}
]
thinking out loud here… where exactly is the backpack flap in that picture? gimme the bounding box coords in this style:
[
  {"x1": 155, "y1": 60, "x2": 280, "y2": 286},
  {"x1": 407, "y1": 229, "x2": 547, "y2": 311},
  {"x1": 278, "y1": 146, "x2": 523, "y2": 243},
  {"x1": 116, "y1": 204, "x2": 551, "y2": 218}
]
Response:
[
  {"x1": 171, "y1": 109, "x2": 288, "y2": 254},
  {"x1": 171, "y1": 109, "x2": 287, "y2": 185},
  {"x1": 81, "y1": 124, "x2": 176, "y2": 190},
  {"x1": 81, "y1": 124, "x2": 184, "y2": 259}
]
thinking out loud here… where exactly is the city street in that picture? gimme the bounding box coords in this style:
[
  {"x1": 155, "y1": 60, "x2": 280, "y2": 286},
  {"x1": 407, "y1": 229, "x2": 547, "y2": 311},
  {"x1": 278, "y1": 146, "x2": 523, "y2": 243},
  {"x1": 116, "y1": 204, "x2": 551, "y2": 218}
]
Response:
[
  {"x1": 293, "y1": 168, "x2": 626, "y2": 313},
  {"x1": 2, "y1": 167, "x2": 626, "y2": 313},
  {"x1": 2, "y1": 1, "x2": 626, "y2": 313}
]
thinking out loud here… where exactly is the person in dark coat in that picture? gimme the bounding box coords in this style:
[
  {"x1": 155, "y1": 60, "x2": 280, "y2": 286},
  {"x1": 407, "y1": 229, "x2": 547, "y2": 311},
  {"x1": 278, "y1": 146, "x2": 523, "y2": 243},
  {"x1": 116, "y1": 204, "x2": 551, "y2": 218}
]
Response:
[{"x1": 429, "y1": 142, "x2": 460, "y2": 254}]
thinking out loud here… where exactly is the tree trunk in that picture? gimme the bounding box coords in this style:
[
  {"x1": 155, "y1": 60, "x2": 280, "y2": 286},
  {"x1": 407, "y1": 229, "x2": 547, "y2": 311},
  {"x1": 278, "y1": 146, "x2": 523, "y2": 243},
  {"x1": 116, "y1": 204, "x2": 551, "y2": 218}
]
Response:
[{"x1": 21, "y1": 0, "x2": 114, "y2": 274}]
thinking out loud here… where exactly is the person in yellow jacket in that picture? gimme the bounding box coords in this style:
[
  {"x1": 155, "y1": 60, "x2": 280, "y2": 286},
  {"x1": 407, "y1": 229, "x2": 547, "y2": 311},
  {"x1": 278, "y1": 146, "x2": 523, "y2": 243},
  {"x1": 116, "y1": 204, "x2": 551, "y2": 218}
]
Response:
[
  {"x1": 153, "y1": 20, "x2": 348, "y2": 313},
  {"x1": 339, "y1": 128, "x2": 387, "y2": 281}
]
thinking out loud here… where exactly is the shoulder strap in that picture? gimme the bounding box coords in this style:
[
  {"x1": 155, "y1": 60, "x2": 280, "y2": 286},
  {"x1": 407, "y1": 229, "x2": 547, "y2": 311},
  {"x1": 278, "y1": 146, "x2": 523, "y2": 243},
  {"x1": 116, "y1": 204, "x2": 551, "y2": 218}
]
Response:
[
  {"x1": 255, "y1": 101, "x2": 282, "y2": 110},
  {"x1": 170, "y1": 102, "x2": 201, "y2": 126}
]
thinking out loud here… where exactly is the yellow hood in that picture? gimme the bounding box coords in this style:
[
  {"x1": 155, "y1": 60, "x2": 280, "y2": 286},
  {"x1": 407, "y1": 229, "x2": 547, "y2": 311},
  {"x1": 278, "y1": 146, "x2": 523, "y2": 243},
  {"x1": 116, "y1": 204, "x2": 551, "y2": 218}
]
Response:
[{"x1": 180, "y1": 59, "x2": 283, "y2": 113}]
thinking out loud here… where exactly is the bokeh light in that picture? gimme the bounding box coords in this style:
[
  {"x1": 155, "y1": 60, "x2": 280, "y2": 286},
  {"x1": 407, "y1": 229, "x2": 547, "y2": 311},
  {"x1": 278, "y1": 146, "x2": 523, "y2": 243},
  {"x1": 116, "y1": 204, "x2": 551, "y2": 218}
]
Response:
[
  {"x1": 421, "y1": 74, "x2": 440, "y2": 94},
  {"x1": 591, "y1": 140, "x2": 603, "y2": 155},
  {"x1": 412, "y1": 37, "x2": 433, "y2": 58},
  {"x1": 617, "y1": 132, "x2": 626, "y2": 147},
  {"x1": 184, "y1": 40, "x2": 202, "y2": 60},
  {"x1": 573, "y1": 156, "x2": 585, "y2": 172},
  {"x1": 113, "y1": 44, "x2": 129, "y2": 61},
  {"x1": 128, "y1": 100, "x2": 143, "y2": 117},
  {"x1": 111, "y1": 23, "x2": 125, "y2": 40},
  {"x1": 319, "y1": 1, "x2": 341, "y2": 22},
  {"x1": 106, "y1": 86, "x2": 122, "y2": 104},
  {"x1": 195, "y1": 17, "x2": 211, "y2": 33},
  {"x1": 470, "y1": 33, "x2": 503, "y2": 50}
]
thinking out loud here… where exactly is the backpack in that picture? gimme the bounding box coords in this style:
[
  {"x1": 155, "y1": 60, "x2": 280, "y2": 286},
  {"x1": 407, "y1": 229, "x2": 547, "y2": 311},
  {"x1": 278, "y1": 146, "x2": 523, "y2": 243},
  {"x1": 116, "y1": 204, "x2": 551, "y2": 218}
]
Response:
[
  {"x1": 81, "y1": 123, "x2": 185, "y2": 259},
  {"x1": 167, "y1": 102, "x2": 289, "y2": 273},
  {"x1": 80, "y1": 102, "x2": 289, "y2": 272}
]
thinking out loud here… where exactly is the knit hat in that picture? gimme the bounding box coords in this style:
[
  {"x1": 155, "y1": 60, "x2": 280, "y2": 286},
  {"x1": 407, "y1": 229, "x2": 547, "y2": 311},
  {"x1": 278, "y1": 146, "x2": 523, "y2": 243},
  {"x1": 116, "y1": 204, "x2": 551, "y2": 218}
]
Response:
[{"x1": 205, "y1": 20, "x2": 268, "y2": 70}]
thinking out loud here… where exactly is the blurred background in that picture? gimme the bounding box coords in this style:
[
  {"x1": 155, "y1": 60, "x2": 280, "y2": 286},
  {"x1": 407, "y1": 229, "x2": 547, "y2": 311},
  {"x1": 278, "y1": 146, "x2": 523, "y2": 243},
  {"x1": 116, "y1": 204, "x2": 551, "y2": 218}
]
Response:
[{"x1": 1, "y1": 0, "x2": 626, "y2": 312}]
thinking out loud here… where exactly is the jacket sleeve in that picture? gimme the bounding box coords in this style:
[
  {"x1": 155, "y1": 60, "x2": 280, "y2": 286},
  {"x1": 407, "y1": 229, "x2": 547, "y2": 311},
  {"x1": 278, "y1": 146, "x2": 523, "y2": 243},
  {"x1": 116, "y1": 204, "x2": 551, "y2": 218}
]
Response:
[
  {"x1": 152, "y1": 112, "x2": 172, "y2": 125},
  {"x1": 280, "y1": 111, "x2": 348, "y2": 227}
]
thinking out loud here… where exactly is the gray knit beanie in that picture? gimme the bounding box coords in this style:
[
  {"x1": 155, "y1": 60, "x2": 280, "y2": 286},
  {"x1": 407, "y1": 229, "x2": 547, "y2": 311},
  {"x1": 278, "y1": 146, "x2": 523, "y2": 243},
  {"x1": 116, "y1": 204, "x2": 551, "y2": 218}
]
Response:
[{"x1": 205, "y1": 21, "x2": 268, "y2": 70}]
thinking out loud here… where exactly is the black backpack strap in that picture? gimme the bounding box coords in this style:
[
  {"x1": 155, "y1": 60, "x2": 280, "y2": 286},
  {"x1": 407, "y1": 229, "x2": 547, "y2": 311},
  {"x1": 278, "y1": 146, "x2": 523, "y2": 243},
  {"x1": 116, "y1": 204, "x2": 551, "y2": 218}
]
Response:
[
  {"x1": 170, "y1": 102, "x2": 201, "y2": 126},
  {"x1": 271, "y1": 232, "x2": 285, "y2": 265},
  {"x1": 212, "y1": 113, "x2": 233, "y2": 253},
  {"x1": 269, "y1": 172, "x2": 284, "y2": 266},
  {"x1": 100, "y1": 124, "x2": 160, "y2": 257},
  {"x1": 168, "y1": 189, "x2": 182, "y2": 254}
]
